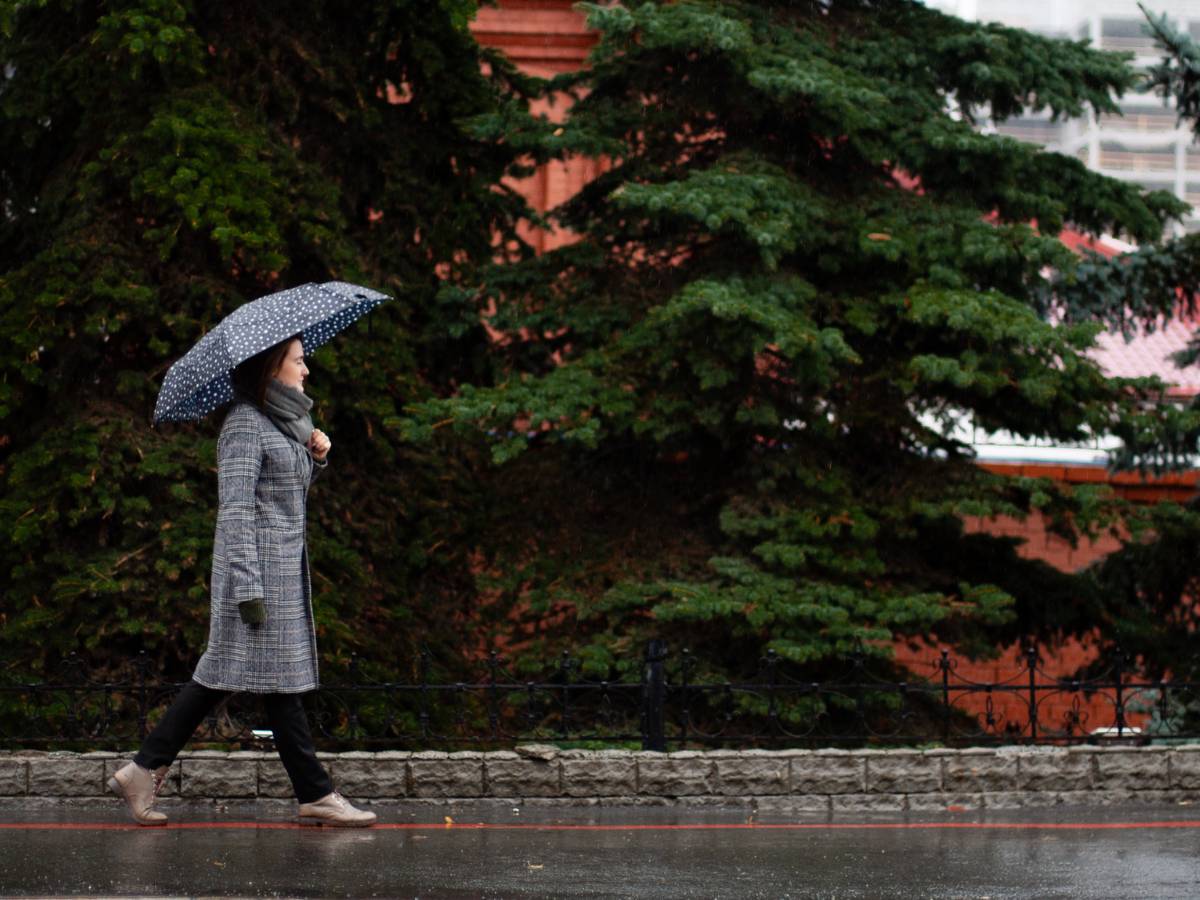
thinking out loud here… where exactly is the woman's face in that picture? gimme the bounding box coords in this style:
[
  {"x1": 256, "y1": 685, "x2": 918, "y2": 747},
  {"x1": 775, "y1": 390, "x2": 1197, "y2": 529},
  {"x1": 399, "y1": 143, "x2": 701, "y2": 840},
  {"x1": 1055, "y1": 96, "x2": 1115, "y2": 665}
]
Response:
[{"x1": 273, "y1": 339, "x2": 309, "y2": 392}]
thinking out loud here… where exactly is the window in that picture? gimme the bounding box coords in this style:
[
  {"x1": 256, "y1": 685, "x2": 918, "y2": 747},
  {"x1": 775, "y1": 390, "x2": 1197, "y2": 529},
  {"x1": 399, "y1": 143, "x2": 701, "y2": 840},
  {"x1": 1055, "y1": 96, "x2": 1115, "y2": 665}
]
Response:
[
  {"x1": 995, "y1": 118, "x2": 1061, "y2": 145},
  {"x1": 1098, "y1": 105, "x2": 1179, "y2": 133},
  {"x1": 1099, "y1": 141, "x2": 1175, "y2": 171},
  {"x1": 1134, "y1": 181, "x2": 1177, "y2": 201},
  {"x1": 1099, "y1": 17, "x2": 1158, "y2": 54}
]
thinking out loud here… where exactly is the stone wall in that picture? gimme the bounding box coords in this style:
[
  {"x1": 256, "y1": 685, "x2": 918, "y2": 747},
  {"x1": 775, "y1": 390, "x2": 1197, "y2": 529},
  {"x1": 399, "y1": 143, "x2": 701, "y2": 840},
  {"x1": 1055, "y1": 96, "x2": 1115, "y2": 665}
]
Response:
[{"x1": 5, "y1": 745, "x2": 1200, "y2": 810}]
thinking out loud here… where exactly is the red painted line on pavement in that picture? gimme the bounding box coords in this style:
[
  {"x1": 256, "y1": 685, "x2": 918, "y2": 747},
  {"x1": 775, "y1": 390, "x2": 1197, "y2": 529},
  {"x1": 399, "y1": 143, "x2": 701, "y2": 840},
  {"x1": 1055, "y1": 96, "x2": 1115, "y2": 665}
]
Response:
[{"x1": 4, "y1": 820, "x2": 1200, "y2": 832}]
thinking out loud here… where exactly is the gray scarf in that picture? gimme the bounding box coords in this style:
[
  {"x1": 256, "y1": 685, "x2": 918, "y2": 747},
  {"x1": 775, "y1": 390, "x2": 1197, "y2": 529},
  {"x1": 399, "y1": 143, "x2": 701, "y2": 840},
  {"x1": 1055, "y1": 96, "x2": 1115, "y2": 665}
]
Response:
[{"x1": 261, "y1": 378, "x2": 315, "y2": 445}]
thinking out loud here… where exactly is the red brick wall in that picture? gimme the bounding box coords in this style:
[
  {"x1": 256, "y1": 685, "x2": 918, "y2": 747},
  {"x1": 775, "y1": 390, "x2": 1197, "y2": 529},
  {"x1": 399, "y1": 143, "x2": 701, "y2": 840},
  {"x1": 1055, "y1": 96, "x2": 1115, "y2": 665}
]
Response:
[
  {"x1": 473, "y1": 1, "x2": 604, "y2": 255},
  {"x1": 895, "y1": 463, "x2": 1198, "y2": 738}
]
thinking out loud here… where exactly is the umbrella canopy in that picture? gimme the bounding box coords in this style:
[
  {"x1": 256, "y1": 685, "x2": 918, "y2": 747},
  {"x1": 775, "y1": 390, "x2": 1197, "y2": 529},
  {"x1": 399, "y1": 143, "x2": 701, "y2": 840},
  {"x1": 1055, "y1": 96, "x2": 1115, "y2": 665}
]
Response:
[{"x1": 153, "y1": 281, "x2": 389, "y2": 424}]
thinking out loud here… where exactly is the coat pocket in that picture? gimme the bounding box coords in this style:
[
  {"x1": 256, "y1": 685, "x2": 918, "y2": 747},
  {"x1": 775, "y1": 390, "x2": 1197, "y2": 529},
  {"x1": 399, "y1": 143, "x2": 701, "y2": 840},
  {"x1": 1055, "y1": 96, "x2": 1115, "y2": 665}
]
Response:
[{"x1": 254, "y1": 526, "x2": 283, "y2": 601}]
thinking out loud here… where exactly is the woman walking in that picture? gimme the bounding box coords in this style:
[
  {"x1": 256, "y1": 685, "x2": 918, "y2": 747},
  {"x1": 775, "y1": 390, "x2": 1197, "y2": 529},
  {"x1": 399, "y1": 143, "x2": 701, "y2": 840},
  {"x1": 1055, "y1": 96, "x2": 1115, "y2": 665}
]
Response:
[{"x1": 110, "y1": 334, "x2": 376, "y2": 827}]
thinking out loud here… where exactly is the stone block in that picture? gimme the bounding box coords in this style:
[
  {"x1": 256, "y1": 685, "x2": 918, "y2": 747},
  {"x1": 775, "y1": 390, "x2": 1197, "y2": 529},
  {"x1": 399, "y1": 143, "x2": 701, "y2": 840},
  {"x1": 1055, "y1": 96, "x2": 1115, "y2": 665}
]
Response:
[
  {"x1": 1171, "y1": 749, "x2": 1200, "y2": 789},
  {"x1": 943, "y1": 753, "x2": 1017, "y2": 792},
  {"x1": 332, "y1": 759, "x2": 407, "y2": 798},
  {"x1": 637, "y1": 756, "x2": 716, "y2": 796},
  {"x1": 522, "y1": 796, "x2": 601, "y2": 808},
  {"x1": 598, "y1": 795, "x2": 672, "y2": 807},
  {"x1": 28, "y1": 759, "x2": 104, "y2": 797},
  {"x1": 981, "y1": 791, "x2": 1061, "y2": 809},
  {"x1": 1093, "y1": 750, "x2": 1169, "y2": 791},
  {"x1": 790, "y1": 754, "x2": 865, "y2": 795},
  {"x1": 514, "y1": 744, "x2": 559, "y2": 762},
  {"x1": 181, "y1": 759, "x2": 257, "y2": 798},
  {"x1": 1056, "y1": 790, "x2": 1135, "y2": 807},
  {"x1": 559, "y1": 749, "x2": 633, "y2": 760},
  {"x1": 484, "y1": 758, "x2": 560, "y2": 798},
  {"x1": 258, "y1": 760, "x2": 295, "y2": 799},
  {"x1": 0, "y1": 759, "x2": 27, "y2": 795},
  {"x1": 678, "y1": 795, "x2": 749, "y2": 807},
  {"x1": 752, "y1": 794, "x2": 832, "y2": 814},
  {"x1": 831, "y1": 793, "x2": 906, "y2": 813},
  {"x1": 410, "y1": 759, "x2": 482, "y2": 798},
  {"x1": 1121, "y1": 789, "x2": 1200, "y2": 806},
  {"x1": 714, "y1": 756, "x2": 789, "y2": 796},
  {"x1": 865, "y1": 752, "x2": 941, "y2": 794},
  {"x1": 562, "y1": 757, "x2": 637, "y2": 797},
  {"x1": 905, "y1": 792, "x2": 984, "y2": 812},
  {"x1": 1017, "y1": 751, "x2": 1093, "y2": 791}
]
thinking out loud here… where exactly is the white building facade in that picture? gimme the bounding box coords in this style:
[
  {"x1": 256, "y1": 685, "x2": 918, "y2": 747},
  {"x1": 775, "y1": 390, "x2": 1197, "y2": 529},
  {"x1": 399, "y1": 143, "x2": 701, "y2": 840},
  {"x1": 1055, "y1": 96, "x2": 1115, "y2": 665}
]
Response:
[{"x1": 931, "y1": 0, "x2": 1200, "y2": 233}]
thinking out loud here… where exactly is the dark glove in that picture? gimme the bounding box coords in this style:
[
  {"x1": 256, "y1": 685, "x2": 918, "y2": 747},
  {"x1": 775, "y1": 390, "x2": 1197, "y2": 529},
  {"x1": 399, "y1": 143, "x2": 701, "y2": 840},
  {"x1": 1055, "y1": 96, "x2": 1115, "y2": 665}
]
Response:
[{"x1": 238, "y1": 598, "x2": 267, "y2": 626}]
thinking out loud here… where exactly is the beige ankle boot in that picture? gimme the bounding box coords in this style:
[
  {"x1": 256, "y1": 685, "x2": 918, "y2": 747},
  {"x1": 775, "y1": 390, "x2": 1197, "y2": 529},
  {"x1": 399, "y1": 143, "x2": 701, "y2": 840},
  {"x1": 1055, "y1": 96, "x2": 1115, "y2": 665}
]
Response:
[
  {"x1": 297, "y1": 791, "x2": 377, "y2": 827},
  {"x1": 107, "y1": 761, "x2": 170, "y2": 826}
]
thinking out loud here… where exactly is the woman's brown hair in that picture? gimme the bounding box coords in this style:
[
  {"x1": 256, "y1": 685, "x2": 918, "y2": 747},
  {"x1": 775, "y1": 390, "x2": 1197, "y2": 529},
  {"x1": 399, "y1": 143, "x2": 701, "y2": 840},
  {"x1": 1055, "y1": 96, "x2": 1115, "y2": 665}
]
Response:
[{"x1": 229, "y1": 334, "x2": 301, "y2": 410}]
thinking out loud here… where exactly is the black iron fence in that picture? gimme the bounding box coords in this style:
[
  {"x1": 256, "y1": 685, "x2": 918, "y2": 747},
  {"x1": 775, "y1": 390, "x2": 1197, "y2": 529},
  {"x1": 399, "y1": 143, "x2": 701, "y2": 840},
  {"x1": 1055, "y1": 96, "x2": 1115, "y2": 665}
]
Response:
[{"x1": 3, "y1": 641, "x2": 1200, "y2": 750}]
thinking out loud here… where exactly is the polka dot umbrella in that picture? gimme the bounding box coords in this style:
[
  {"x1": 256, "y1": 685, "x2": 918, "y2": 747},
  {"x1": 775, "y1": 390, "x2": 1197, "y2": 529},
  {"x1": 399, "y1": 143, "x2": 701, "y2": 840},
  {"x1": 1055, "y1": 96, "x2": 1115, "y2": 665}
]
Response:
[{"x1": 152, "y1": 281, "x2": 390, "y2": 424}]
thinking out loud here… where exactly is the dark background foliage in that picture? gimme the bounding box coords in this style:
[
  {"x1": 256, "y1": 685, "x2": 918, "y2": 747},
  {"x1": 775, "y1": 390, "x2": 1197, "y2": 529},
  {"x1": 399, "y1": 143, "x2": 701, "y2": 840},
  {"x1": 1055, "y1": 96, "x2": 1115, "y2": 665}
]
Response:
[
  {"x1": 5, "y1": 0, "x2": 1200, "y2": 741},
  {"x1": 0, "y1": 0, "x2": 537, "y2": 691}
]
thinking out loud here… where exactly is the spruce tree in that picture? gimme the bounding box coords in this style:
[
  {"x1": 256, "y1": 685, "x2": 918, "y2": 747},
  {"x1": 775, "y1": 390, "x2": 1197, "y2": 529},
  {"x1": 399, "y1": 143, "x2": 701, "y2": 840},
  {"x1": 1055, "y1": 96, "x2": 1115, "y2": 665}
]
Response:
[{"x1": 405, "y1": 0, "x2": 1191, "y2": 686}]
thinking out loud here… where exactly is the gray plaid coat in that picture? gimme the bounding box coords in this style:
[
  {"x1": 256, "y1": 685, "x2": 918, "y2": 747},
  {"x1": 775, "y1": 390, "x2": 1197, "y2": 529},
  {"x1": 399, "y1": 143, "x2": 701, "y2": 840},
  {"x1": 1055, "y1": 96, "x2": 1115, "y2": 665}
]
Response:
[{"x1": 192, "y1": 401, "x2": 328, "y2": 693}]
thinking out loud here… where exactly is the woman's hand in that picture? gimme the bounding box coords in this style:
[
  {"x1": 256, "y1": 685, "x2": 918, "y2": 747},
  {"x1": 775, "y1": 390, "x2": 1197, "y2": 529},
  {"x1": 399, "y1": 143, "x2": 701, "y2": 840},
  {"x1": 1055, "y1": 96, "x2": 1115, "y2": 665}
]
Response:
[{"x1": 308, "y1": 428, "x2": 331, "y2": 461}]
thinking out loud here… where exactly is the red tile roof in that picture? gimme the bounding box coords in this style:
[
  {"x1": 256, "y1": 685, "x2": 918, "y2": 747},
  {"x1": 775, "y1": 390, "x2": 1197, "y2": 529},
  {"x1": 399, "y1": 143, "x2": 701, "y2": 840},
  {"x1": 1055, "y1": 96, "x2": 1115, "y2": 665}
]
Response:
[
  {"x1": 1091, "y1": 319, "x2": 1200, "y2": 397},
  {"x1": 1060, "y1": 228, "x2": 1199, "y2": 398}
]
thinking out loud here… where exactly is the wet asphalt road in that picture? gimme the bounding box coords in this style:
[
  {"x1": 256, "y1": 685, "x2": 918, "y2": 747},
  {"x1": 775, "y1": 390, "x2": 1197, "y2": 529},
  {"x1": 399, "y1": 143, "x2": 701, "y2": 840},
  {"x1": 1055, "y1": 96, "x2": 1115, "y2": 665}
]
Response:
[{"x1": 2, "y1": 801, "x2": 1200, "y2": 898}]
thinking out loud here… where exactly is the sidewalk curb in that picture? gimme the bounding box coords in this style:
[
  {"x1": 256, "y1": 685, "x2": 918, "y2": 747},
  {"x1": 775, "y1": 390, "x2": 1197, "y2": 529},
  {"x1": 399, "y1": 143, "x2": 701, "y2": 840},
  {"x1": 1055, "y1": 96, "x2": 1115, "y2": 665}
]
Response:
[{"x1": 3, "y1": 746, "x2": 1198, "y2": 810}]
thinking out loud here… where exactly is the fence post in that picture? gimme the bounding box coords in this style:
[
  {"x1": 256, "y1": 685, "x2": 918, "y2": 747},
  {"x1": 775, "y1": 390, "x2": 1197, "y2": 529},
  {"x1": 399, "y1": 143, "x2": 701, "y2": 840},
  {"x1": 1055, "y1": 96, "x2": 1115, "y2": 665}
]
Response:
[
  {"x1": 939, "y1": 649, "x2": 951, "y2": 745},
  {"x1": 679, "y1": 648, "x2": 693, "y2": 746},
  {"x1": 558, "y1": 650, "x2": 573, "y2": 741},
  {"x1": 1026, "y1": 644, "x2": 1039, "y2": 743},
  {"x1": 642, "y1": 639, "x2": 668, "y2": 751},
  {"x1": 134, "y1": 650, "x2": 150, "y2": 740},
  {"x1": 1114, "y1": 646, "x2": 1127, "y2": 738},
  {"x1": 418, "y1": 647, "x2": 432, "y2": 739}
]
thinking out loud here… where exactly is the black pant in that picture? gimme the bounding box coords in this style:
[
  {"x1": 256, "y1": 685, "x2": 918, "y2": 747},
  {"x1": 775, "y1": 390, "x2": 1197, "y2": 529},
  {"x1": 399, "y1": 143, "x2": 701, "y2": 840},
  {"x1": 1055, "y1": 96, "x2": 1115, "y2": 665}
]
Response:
[{"x1": 134, "y1": 679, "x2": 334, "y2": 803}]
